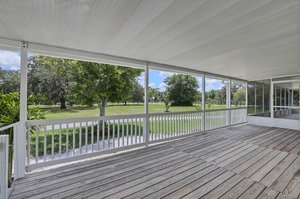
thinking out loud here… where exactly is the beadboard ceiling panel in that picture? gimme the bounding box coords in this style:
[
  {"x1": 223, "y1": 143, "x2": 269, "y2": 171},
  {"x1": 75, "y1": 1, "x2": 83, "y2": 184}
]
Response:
[{"x1": 0, "y1": 0, "x2": 299, "y2": 80}]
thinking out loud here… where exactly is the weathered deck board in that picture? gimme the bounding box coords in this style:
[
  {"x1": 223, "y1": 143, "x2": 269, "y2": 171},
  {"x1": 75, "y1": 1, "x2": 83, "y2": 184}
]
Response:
[{"x1": 10, "y1": 124, "x2": 300, "y2": 199}]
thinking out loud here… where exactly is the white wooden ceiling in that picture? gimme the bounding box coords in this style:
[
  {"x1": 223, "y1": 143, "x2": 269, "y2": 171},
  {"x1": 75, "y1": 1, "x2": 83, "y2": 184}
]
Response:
[{"x1": 0, "y1": 0, "x2": 299, "y2": 80}]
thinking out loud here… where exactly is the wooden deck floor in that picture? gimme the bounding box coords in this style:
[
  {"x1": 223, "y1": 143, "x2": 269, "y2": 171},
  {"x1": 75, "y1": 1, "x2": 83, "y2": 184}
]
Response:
[{"x1": 10, "y1": 125, "x2": 300, "y2": 199}]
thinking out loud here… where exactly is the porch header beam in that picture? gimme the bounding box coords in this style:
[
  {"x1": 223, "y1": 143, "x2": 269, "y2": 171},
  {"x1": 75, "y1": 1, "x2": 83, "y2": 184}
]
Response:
[{"x1": 0, "y1": 36, "x2": 247, "y2": 83}]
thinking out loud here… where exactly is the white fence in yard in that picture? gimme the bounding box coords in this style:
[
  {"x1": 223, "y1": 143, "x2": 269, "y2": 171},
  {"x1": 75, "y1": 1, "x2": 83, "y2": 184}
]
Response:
[{"x1": 25, "y1": 108, "x2": 247, "y2": 170}]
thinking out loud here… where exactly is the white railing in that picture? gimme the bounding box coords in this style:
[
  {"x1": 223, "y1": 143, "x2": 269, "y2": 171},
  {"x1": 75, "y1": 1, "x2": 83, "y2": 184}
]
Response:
[
  {"x1": 25, "y1": 108, "x2": 247, "y2": 170},
  {"x1": 231, "y1": 108, "x2": 247, "y2": 125},
  {"x1": 149, "y1": 111, "x2": 202, "y2": 141},
  {"x1": 0, "y1": 122, "x2": 19, "y2": 199},
  {"x1": 26, "y1": 114, "x2": 146, "y2": 170}
]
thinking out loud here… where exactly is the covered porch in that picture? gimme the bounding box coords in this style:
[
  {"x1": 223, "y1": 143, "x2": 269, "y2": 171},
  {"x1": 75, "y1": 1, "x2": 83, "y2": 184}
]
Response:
[{"x1": 0, "y1": 0, "x2": 300, "y2": 198}]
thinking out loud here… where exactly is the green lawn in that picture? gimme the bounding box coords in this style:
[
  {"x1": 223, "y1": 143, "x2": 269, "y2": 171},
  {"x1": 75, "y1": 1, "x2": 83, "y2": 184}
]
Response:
[{"x1": 39, "y1": 103, "x2": 228, "y2": 119}]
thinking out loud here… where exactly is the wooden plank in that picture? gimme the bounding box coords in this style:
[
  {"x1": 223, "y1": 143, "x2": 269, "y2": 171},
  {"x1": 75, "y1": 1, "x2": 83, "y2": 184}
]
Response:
[
  {"x1": 238, "y1": 182, "x2": 266, "y2": 199},
  {"x1": 219, "y1": 178, "x2": 254, "y2": 199},
  {"x1": 271, "y1": 156, "x2": 300, "y2": 192},
  {"x1": 250, "y1": 151, "x2": 289, "y2": 182},
  {"x1": 201, "y1": 174, "x2": 244, "y2": 199},
  {"x1": 224, "y1": 147, "x2": 265, "y2": 171},
  {"x1": 260, "y1": 154, "x2": 298, "y2": 187},
  {"x1": 282, "y1": 165, "x2": 300, "y2": 199},
  {"x1": 162, "y1": 168, "x2": 226, "y2": 199},
  {"x1": 205, "y1": 142, "x2": 247, "y2": 162},
  {"x1": 240, "y1": 150, "x2": 280, "y2": 178},
  {"x1": 140, "y1": 165, "x2": 220, "y2": 198},
  {"x1": 181, "y1": 171, "x2": 235, "y2": 198},
  {"x1": 257, "y1": 188, "x2": 279, "y2": 199},
  {"x1": 217, "y1": 145, "x2": 259, "y2": 167}
]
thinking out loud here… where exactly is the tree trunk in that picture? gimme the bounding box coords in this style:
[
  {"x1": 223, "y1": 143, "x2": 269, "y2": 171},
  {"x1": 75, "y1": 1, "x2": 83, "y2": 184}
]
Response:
[
  {"x1": 100, "y1": 97, "x2": 107, "y2": 116},
  {"x1": 60, "y1": 97, "x2": 66, "y2": 109}
]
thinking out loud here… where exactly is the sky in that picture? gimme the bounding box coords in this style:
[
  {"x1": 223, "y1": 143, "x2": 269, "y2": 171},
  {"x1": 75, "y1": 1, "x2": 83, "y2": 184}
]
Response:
[{"x1": 0, "y1": 50, "x2": 223, "y2": 91}]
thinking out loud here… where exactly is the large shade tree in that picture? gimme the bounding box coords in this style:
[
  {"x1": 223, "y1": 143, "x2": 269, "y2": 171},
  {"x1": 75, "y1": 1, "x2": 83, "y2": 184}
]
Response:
[
  {"x1": 164, "y1": 74, "x2": 198, "y2": 106},
  {"x1": 28, "y1": 56, "x2": 74, "y2": 109},
  {"x1": 71, "y1": 61, "x2": 143, "y2": 116},
  {"x1": 0, "y1": 68, "x2": 20, "y2": 93}
]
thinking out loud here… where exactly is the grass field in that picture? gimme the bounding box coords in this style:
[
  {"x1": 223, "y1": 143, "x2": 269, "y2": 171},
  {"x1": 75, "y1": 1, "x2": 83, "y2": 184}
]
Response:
[{"x1": 39, "y1": 103, "x2": 229, "y2": 119}]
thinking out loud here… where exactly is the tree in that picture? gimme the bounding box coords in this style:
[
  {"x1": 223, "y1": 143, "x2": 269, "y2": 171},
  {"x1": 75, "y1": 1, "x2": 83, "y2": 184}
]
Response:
[
  {"x1": 131, "y1": 81, "x2": 144, "y2": 103},
  {"x1": 28, "y1": 56, "x2": 74, "y2": 109},
  {"x1": 233, "y1": 88, "x2": 246, "y2": 107},
  {"x1": 164, "y1": 74, "x2": 198, "y2": 106},
  {"x1": 71, "y1": 61, "x2": 143, "y2": 116},
  {"x1": 0, "y1": 68, "x2": 20, "y2": 93}
]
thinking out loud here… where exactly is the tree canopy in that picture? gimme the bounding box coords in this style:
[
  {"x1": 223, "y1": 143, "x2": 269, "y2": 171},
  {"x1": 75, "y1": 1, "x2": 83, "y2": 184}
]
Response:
[{"x1": 164, "y1": 74, "x2": 199, "y2": 106}]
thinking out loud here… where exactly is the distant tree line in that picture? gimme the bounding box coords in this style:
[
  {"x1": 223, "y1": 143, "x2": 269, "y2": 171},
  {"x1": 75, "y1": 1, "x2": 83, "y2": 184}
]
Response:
[{"x1": 0, "y1": 56, "x2": 247, "y2": 116}]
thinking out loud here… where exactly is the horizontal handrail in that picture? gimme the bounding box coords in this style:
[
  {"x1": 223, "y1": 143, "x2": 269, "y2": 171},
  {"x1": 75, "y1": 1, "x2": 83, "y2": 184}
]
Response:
[
  {"x1": 0, "y1": 122, "x2": 19, "y2": 132},
  {"x1": 26, "y1": 114, "x2": 147, "y2": 125}
]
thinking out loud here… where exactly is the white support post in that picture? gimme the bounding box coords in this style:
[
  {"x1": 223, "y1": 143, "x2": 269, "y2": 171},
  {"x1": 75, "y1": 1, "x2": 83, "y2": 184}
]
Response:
[
  {"x1": 226, "y1": 80, "x2": 231, "y2": 126},
  {"x1": 0, "y1": 135, "x2": 9, "y2": 199},
  {"x1": 284, "y1": 88, "x2": 287, "y2": 107},
  {"x1": 246, "y1": 82, "x2": 248, "y2": 116},
  {"x1": 274, "y1": 86, "x2": 277, "y2": 107},
  {"x1": 280, "y1": 88, "x2": 282, "y2": 107},
  {"x1": 143, "y1": 62, "x2": 149, "y2": 146},
  {"x1": 271, "y1": 80, "x2": 274, "y2": 119},
  {"x1": 16, "y1": 41, "x2": 28, "y2": 178},
  {"x1": 201, "y1": 74, "x2": 205, "y2": 131},
  {"x1": 291, "y1": 89, "x2": 294, "y2": 106},
  {"x1": 262, "y1": 84, "x2": 265, "y2": 113},
  {"x1": 254, "y1": 83, "x2": 257, "y2": 114}
]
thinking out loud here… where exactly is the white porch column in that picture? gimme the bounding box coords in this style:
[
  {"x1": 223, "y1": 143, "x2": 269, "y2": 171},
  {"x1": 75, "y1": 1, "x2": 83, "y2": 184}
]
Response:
[
  {"x1": 291, "y1": 89, "x2": 294, "y2": 106},
  {"x1": 262, "y1": 84, "x2": 265, "y2": 113},
  {"x1": 201, "y1": 74, "x2": 205, "y2": 131},
  {"x1": 246, "y1": 82, "x2": 248, "y2": 116},
  {"x1": 226, "y1": 79, "x2": 231, "y2": 126},
  {"x1": 271, "y1": 79, "x2": 274, "y2": 119},
  {"x1": 254, "y1": 83, "x2": 257, "y2": 114},
  {"x1": 143, "y1": 62, "x2": 149, "y2": 146},
  {"x1": 0, "y1": 135, "x2": 9, "y2": 199},
  {"x1": 16, "y1": 41, "x2": 28, "y2": 178}
]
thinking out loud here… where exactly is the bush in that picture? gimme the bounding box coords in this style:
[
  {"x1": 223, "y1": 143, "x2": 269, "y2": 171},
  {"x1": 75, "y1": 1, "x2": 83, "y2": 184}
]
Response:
[{"x1": 0, "y1": 92, "x2": 44, "y2": 187}]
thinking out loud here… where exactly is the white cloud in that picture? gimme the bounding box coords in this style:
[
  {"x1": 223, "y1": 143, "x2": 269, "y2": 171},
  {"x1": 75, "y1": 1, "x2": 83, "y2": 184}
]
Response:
[
  {"x1": 0, "y1": 50, "x2": 20, "y2": 70},
  {"x1": 149, "y1": 82, "x2": 155, "y2": 87},
  {"x1": 137, "y1": 72, "x2": 145, "y2": 86},
  {"x1": 158, "y1": 82, "x2": 166, "y2": 92},
  {"x1": 159, "y1": 71, "x2": 172, "y2": 78},
  {"x1": 205, "y1": 78, "x2": 218, "y2": 84}
]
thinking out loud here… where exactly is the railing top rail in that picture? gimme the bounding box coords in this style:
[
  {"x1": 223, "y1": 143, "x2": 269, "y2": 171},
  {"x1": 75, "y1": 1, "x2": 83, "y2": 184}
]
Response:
[
  {"x1": 0, "y1": 122, "x2": 19, "y2": 132},
  {"x1": 26, "y1": 107, "x2": 248, "y2": 126},
  {"x1": 148, "y1": 110, "x2": 202, "y2": 116},
  {"x1": 26, "y1": 113, "x2": 148, "y2": 126}
]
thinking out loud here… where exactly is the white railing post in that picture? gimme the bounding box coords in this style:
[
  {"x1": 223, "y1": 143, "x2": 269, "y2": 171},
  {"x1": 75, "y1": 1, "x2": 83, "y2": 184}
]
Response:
[
  {"x1": 201, "y1": 74, "x2": 205, "y2": 131},
  {"x1": 226, "y1": 79, "x2": 231, "y2": 126},
  {"x1": 246, "y1": 82, "x2": 248, "y2": 121},
  {"x1": 144, "y1": 62, "x2": 149, "y2": 146},
  {"x1": 0, "y1": 135, "x2": 9, "y2": 199},
  {"x1": 271, "y1": 79, "x2": 274, "y2": 119},
  {"x1": 16, "y1": 41, "x2": 28, "y2": 178}
]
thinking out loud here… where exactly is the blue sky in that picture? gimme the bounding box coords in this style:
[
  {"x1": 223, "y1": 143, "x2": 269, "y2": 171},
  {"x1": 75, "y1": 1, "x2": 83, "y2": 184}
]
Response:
[{"x1": 0, "y1": 50, "x2": 222, "y2": 91}]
